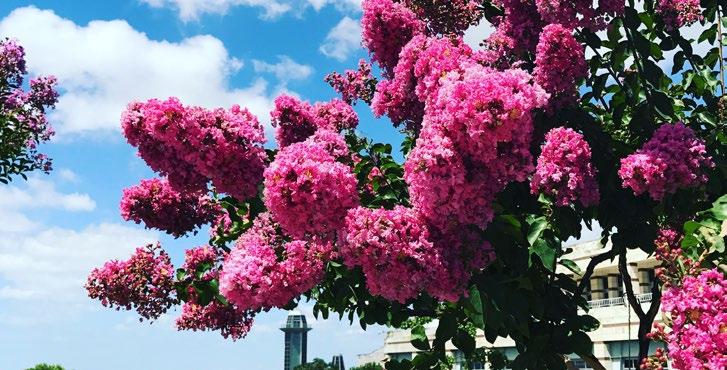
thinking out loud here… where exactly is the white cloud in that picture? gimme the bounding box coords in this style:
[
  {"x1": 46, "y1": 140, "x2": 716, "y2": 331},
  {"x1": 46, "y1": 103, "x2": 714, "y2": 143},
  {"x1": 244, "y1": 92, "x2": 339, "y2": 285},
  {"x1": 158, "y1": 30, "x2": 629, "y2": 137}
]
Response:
[
  {"x1": 0, "y1": 223, "x2": 157, "y2": 317},
  {"x1": 253, "y1": 56, "x2": 313, "y2": 87},
  {"x1": 141, "y1": 0, "x2": 361, "y2": 21},
  {"x1": 319, "y1": 16, "x2": 362, "y2": 61},
  {"x1": 57, "y1": 168, "x2": 80, "y2": 183},
  {"x1": 0, "y1": 177, "x2": 96, "y2": 212},
  {"x1": 0, "y1": 6, "x2": 277, "y2": 136},
  {"x1": 141, "y1": 0, "x2": 292, "y2": 21}
]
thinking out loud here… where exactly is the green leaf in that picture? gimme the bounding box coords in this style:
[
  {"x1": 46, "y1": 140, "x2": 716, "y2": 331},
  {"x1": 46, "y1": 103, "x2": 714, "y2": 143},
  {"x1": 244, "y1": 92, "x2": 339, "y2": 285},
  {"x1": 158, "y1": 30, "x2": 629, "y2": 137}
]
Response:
[
  {"x1": 559, "y1": 259, "x2": 582, "y2": 275},
  {"x1": 452, "y1": 329, "x2": 475, "y2": 357},
  {"x1": 465, "y1": 285, "x2": 485, "y2": 328},
  {"x1": 433, "y1": 313, "x2": 457, "y2": 348},
  {"x1": 527, "y1": 217, "x2": 548, "y2": 246},
  {"x1": 570, "y1": 331, "x2": 594, "y2": 357},
  {"x1": 531, "y1": 239, "x2": 557, "y2": 272},
  {"x1": 410, "y1": 325, "x2": 430, "y2": 351}
]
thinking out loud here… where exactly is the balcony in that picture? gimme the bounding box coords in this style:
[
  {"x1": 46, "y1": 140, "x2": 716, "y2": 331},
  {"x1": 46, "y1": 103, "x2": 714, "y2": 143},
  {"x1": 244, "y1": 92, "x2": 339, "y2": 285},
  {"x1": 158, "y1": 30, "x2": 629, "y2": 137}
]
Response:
[{"x1": 586, "y1": 293, "x2": 652, "y2": 309}]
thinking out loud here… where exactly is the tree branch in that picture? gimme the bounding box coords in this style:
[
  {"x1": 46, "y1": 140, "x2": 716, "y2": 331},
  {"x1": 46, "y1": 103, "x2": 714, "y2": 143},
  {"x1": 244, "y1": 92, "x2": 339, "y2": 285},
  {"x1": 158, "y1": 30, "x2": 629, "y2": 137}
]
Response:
[
  {"x1": 618, "y1": 250, "x2": 646, "y2": 319},
  {"x1": 576, "y1": 248, "x2": 618, "y2": 298}
]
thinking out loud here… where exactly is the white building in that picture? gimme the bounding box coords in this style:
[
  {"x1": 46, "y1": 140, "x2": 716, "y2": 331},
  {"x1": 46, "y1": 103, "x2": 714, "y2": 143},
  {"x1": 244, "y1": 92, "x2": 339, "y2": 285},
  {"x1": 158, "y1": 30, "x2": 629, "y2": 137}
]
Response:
[{"x1": 357, "y1": 239, "x2": 666, "y2": 370}]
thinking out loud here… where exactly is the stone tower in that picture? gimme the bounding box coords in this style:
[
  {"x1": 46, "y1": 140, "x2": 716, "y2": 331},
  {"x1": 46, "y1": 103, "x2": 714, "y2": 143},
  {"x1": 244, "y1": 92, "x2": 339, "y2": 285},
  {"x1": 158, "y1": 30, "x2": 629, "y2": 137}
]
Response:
[{"x1": 281, "y1": 311, "x2": 311, "y2": 370}]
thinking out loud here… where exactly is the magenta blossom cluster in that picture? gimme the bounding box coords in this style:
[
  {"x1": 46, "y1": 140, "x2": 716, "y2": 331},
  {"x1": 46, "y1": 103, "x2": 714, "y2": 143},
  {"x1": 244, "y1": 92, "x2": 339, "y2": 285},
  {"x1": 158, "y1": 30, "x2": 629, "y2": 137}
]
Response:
[
  {"x1": 0, "y1": 39, "x2": 58, "y2": 175},
  {"x1": 401, "y1": 0, "x2": 483, "y2": 35},
  {"x1": 182, "y1": 245, "x2": 220, "y2": 275},
  {"x1": 120, "y1": 178, "x2": 219, "y2": 238},
  {"x1": 342, "y1": 206, "x2": 494, "y2": 303},
  {"x1": 122, "y1": 98, "x2": 266, "y2": 201},
  {"x1": 264, "y1": 136, "x2": 359, "y2": 239},
  {"x1": 176, "y1": 301, "x2": 254, "y2": 341},
  {"x1": 535, "y1": 0, "x2": 625, "y2": 30},
  {"x1": 86, "y1": 244, "x2": 177, "y2": 320},
  {"x1": 658, "y1": 269, "x2": 727, "y2": 369},
  {"x1": 534, "y1": 24, "x2": 588, "y2": 108},
  {"x1": 531, "y1": 127, "x2": 599, "y2": 207},
  {"x1": 657, "y1": 0, "x2": 702, "y2": 30},
  {"x1": 271, "y1": 94, "x2": 359, "y2": 148},
  {"x1": 361, "y1": 0, "x2": 424, "y2": 77},
  {"x1": 619, "y1": 123, "x2": 714, "y2": 201},
  {"x1": 219, "y1": 213, "x2": 334, "y2": 310},
  {"x1": 325, "y1": 60, "x2": 378, "y2": 105}
]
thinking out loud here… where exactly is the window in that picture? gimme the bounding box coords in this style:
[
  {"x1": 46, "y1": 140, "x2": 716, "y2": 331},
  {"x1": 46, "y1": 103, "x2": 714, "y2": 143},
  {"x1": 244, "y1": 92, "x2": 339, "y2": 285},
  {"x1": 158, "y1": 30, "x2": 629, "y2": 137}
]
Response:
[
  {"x1": 470, "y1": 362, "x2": 485, "y2": 370},
  {"x1": 622, "y1": 358, "x2": 639, "y2": 370},
  {"x1": 570, "y1": 359, "x2": 594, "y2": 369}
]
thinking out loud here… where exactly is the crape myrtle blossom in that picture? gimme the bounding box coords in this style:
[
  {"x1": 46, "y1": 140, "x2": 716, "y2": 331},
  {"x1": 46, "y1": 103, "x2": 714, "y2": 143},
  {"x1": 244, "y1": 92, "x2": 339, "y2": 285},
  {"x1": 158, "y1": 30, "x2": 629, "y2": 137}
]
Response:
[
  {"x1": 530, "y1": 127, "x2": 599, "y2": 207},
  {"x1": 86, "y1": 244, "x2": 177, "y2": 321},
  {"x1": 619, "y1": 123, "x2": 714, "y2": 201},
  {"x1": 535, "y1": 0, "x2": 626, "y2": 30},
  {"x1": 325, "y1": 60, "x2": 378, "y2": 105},
  {"x1": 361, "y1": 0, "x2": 424, "y2": 77},
  {"x1": 121, "y1": 98, "x2": 267, "y2": 201},
  {"x1": 401, "y1": 0, "x2": 483, "y2": 35},
  {"x1": 656, "y1": 0, "x2": 703, "y2": 30},
  {"x1": 272, "y1": 94, "x2": 360, "y2": 147},
  {"x1": 534, "y1": 24, "x2": 588, "y2": 108},
  {"x1": 263, "y1": 138, "x2": 359, "y2": 238},
  {"x1": 219, "y1": 213, "x2": 334, "y2": 310},
  {"x1": 120, "y1": 178, "x2": 220, "y2": 238},
  {"x1": 655, "y1": 269, "x2": 727, "y2": 369},
  {"x1": 492, "y1": 0, "x2": 544, "y2": 53},
  {"x1": 0, "y1": 39, "x2": 58, "y2": 178}
]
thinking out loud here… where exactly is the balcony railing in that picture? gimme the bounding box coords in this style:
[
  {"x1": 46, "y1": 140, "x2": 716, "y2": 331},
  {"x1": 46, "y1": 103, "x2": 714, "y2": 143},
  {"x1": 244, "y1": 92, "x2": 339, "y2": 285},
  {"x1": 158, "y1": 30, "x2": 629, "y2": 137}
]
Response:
[{"x1": 586, "y1": 293, "x2": 652, "y2": 309}]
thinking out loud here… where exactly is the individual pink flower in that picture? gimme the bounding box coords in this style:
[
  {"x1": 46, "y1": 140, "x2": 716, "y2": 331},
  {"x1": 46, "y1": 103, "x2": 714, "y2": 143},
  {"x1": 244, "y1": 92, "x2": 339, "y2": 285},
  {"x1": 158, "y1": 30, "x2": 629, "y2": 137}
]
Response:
[
  {"x1": 175, "y1": 301, "x2": 254, "y2": 341},
  {"x1": 263, "y1": 140, "x2": 359, "y2": 238},
  {"x1": 657, "y1": 0, "x2": 702, "y2": 30},
  {"x1": 120, "y1": 178, "x2": 219, "y2": 238},
  {"x1": 534, "y1": 24, "x2": 588, "y2": 108},
  {"x1": 270, "y1": 94, "x2": 318, "y2": 148},
  {"x1": 312, "y1": 99, "x2": 359, "y2": 132},
  {"x1": 219, "y1": 213, "x2": 334, "y2": 310},
  {"x1": 530, "y1": 127, "x2": 599, "y2": 207},
  {"x1": 86, "y1": 244, "x2": 177, "y2": 320},
  {"x1": 361, "y1": 0, "x2": 425, "y2": 77},
  {"x1": 619, "y1": 123, "x2": 714, "y2": 200}
]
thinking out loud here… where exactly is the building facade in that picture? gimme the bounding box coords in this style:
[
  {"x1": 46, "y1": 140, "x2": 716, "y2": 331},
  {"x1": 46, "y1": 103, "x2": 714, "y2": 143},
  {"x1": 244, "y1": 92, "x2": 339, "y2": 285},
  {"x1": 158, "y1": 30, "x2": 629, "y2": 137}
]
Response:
[
  {"x1": 357, "y1": 240, "x2": 667, "y2": 370},
  {"x1": 282, "y1": 311, "x2": 312, "y2": 370}
]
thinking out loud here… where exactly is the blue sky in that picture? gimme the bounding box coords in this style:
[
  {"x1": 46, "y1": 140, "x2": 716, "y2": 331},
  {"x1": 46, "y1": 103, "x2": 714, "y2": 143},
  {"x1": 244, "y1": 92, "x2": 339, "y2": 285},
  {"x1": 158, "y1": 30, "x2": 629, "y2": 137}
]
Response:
[{"x1": 0, "y1": 2, "x2": 496, "y2": 369}]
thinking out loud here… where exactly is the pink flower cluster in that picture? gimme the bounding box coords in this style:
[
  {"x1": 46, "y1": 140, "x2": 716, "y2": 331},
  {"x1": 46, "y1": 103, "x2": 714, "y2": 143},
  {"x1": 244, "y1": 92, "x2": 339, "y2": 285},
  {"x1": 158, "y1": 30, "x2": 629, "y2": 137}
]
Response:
[
  {"x1": 122, "y1": 98, "x2": 266, "y2": 201},
  {"x1": 361, "y1": 0, "x2": 424, "y2": 77},
  {"x1": 341, "y1": 206, "x2": 494, "y2": 303},
  {"x1": 120, "y1": 178, "x2": 219, "y2": 238},
  {"x1": 271, "y1": 94, "x2": 359, "y2": 148},
  {"x1": 325, "y1": 60, "x2": 378, "y2": 105},
  {"x1": 182, "y1": 245, "x2": 220, "y2": 275},
  {"x1": 535, "y1": 0, "x2": 625, "y2": 30},
  {"x1": 313, "y1": 99, "x2": 359, "y2": 132},
  {"x1": 176, "y1": 301, "x2": 254, "y2": 341},
  {"x1": 86, "y1": 244, "x2": 177, "y2": 320},
  {"x1": 401, "y1": 0, "x2": 483, "y2": 35},
  {"x1": 219, "y1": 213, "x2": 333, "y2": 310},
  {"x1": 0, "y1": 38, "x2": 26, "y2": 86},
  {"x1": 264, "y1": 136, "x2": 359, "y2": 239},
  {"x1": 534, "y1": 24, "x2": 588, "y2": 108},
  {"x1": 657, "y1": 0, "x2": 702, "y2": 30},
  {"x1": 372, "y1": 36, "x2": 475, "y2": 130},
  {"x1": 531, "y1": 127, "x2": 599, "y2": 207},
  {"x1": 619, "y1": 123, "x2": 714, "y2": 201},
  {"x1": 658, "y1": 269, "x2": 727, "y2": 369}
]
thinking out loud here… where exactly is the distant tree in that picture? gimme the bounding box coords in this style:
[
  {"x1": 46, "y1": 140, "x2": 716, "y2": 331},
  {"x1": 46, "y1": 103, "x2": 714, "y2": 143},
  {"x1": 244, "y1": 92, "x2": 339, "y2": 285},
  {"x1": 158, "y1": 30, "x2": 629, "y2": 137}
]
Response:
[
  {"x1": 349, "y1": 363, "x2": 384, "y2": 370},
  {"x1": 25, "y1": 364, "x2": 65, "y2": 370},
  {"x1": 294, "y1": 358, "x2": 335, "y2": 370}
]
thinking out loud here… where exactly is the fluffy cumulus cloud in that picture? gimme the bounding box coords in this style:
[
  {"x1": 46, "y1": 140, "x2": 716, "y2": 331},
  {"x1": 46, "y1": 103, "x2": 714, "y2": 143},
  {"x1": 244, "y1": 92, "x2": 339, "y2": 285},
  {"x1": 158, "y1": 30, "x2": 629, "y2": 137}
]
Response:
[
  {"x1": 253, "y1": 56, "x2": 313, "y2": 87},
  {"x1": 0, "y1": 6, "x2": 280, "y2": 136},
  {"x1": 0, "y1": 178, "x2": 157, "y2": 324},
  {"x1": 320, "y1": 16, "x2": 362, "y2": 61},
  {"x1": 141, "y1": 0, "x2": 361, "y2": 21}
]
